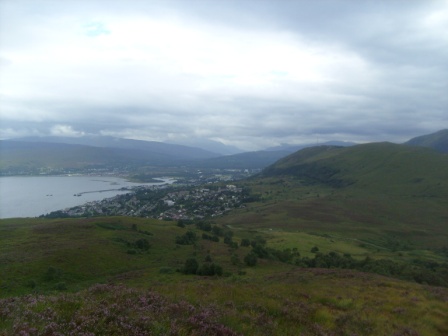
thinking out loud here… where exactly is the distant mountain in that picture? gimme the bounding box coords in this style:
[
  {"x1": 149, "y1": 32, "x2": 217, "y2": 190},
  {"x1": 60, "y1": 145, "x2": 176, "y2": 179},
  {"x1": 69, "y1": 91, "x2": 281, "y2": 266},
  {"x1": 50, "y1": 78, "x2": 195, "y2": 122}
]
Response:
[
  {"x1": 13, "y1": 136, "x2": 219, "y2": 160},
  {"x1": 192, "y1": 150, "x2": 291, "y2": 169},
  {"x1": 404, "y1": 129, "x2": 448, "y2": 153},
  {"x1": 0, "y1": 140, "x2": 180, "y2": 171},
  {"x1": 0, "y1": 136, "x2": 226, "y2": 174},
  {"x1": 165, "y1": 138, "x2": 243, "y2": 155},
  {"x1": 0, "y1": 136, "x2": 289, "y2": 173},
  {"x1": 265, "y1": 141, "x2": 356, "y2": 153}
]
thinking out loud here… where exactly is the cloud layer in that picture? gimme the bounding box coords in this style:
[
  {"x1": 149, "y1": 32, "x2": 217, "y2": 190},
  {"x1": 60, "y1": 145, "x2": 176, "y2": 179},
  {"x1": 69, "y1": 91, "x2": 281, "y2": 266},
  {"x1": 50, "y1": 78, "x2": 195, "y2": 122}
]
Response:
[{"x1": 1, "y1": 0, "x2": 447, "y2": 150}]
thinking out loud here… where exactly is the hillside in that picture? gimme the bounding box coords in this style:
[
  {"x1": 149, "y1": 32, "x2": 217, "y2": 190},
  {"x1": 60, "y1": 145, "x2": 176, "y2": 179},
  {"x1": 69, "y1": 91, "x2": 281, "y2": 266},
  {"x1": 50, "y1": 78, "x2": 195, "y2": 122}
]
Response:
[
  {"x1": 265, "y1": 140, "x2": 356, "y2": 153},
  {"x1": 220, "y1": 142, "x2": 448, "y2": 250},
  {"x1": 193, "y1": 150, "x2": 291, "y2": 169},
  {"x1": 1, "y1": 217, "x2": 447, "y2": 335},
  {"x1": 405, "y1": 129, "x2": 448, "y2": 153},
  {"x1": 262, "y1": 142, "x2": 448, "y2": 192}
]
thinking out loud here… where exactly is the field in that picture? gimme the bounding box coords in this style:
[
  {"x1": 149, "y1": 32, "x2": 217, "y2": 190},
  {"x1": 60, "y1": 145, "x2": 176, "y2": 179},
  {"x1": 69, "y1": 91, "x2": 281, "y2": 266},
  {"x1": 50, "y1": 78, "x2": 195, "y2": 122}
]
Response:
[{"x1": 1, "y1": 216, "x2": 447, "y2": 335}]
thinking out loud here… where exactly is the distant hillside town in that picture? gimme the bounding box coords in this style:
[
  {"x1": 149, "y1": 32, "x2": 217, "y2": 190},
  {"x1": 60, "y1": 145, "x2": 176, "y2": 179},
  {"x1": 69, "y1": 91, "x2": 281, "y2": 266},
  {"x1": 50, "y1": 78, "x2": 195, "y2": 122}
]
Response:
[{"x1": 43, "y1": 184, "x2": 249, "y2": 220}]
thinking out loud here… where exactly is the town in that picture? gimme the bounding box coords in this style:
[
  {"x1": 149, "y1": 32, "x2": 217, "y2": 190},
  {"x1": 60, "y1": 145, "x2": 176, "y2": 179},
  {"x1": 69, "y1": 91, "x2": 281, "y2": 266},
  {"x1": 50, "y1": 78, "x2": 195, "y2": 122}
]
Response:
[{"x1": 43, "y1": 184, "x2": 249, "y2": 220}]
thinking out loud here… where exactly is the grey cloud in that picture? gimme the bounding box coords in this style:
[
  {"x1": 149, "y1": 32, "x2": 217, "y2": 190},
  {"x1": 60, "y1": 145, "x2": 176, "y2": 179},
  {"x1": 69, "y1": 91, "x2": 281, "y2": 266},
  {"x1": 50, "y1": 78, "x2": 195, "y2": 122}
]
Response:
[{"x1": 0, "y1": 0, "x2": 447, "y2": 150}]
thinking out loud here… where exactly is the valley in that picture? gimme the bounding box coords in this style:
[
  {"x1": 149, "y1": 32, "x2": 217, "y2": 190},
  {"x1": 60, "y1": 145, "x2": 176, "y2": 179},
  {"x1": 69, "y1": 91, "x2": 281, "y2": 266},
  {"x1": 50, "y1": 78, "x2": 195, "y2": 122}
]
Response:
[{"x1": 1, "y1": 131, "x2": 448, "y2": 335}]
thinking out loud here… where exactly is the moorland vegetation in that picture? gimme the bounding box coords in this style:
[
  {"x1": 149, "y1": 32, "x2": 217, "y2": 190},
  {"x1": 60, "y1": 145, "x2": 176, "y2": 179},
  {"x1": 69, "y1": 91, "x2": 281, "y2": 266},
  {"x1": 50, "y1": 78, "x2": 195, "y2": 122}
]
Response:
[{"x1": 1, "y1": 141, "x2": 448, "y2": 335}]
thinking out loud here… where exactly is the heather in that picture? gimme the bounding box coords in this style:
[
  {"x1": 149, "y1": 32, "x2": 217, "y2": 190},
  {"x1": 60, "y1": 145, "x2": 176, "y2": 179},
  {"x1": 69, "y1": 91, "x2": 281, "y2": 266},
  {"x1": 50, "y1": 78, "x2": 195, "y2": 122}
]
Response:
[
  {"x1": 0, "y1": 284, "x2": 239, "y2": 336},
  {"x1": 1, "y1": 215, "x2": 448, "y2": 335},
  {"x1": 1, "y1": 274, "x2": 448, "y2": 335}
]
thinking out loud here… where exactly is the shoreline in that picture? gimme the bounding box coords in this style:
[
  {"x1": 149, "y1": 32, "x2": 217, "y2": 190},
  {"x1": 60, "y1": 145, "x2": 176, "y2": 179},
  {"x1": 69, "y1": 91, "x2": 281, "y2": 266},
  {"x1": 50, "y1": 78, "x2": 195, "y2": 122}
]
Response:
[{"x1": 0, "y1": 176, "x2": 176, "y2": 219}]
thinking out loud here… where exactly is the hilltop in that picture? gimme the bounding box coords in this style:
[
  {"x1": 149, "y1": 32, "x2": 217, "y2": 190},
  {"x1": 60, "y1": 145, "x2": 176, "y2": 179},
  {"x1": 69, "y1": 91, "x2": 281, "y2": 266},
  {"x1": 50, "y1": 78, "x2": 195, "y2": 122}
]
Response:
[{"x1": 405, "y1": 129, "x2": 448, "y2": 153}]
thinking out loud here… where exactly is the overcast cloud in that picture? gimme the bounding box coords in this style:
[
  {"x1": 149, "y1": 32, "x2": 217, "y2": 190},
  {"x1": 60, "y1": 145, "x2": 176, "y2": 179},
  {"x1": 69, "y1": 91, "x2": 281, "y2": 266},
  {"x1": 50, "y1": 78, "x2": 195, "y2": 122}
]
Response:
[{"x1": 0, "y1": 0, "x2": 447, "y2": 150}]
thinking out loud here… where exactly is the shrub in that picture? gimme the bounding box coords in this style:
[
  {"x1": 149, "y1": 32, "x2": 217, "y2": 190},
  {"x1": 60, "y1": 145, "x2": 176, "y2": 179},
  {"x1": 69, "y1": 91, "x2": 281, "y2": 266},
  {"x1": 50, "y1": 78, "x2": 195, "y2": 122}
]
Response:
[
  {"x1": 176, "y1": 230, "x2": 197, "y2": 245},
  {"x1": 240, "y1": 238, "x2": 251, "y2": 247},
  {"x1": 197, "y1": 263, "x2": 223, "y2": 276},
  {"x1": 196, "y1": 221, "x2": 212, "y2": 231},
  {"x1": 202, "y1": 233, "x2": 220, "y2": 242},
  {"x1": 43, "y1": 266, "x2": 62, "y2": 281},
  {"x1": 54, "y1": 282, "x2": 67, "y2": 290},
  {"x1": 244, "y1": 252, "x2": 258, "y2": 267},
  {"x1": 134, "y1": 238, "x2": 151, "y2": 250},
  {"x1": 26, "y1": 279, "x2": 37, "y2": 289},
  {"x1": 231, "y1": 254, "x2": 240, "y2": 265},
  {"x1": 159, "y1": 267, "x2": 174, "y2": 274},
  {"x1": 183, "y1": 258, "x2": 199, "y2": 274}
]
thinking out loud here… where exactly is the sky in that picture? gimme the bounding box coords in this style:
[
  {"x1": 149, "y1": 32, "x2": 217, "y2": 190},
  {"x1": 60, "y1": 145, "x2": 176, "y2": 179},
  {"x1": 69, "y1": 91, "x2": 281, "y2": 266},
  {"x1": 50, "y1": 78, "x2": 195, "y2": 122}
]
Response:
[{"x1": 0, "y1": 0, "x2": 447, "y2": 151}]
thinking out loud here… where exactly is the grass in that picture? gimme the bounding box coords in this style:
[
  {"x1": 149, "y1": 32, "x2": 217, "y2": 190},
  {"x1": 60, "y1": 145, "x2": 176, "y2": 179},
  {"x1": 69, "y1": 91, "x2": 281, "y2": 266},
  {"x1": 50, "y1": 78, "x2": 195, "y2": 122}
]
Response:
[
  {"x1": 4, "y1": 270, "x2": 446, "y2": 335},
  {"x1": 1, "y1": 216, "x2": 448, "y2": 335}
]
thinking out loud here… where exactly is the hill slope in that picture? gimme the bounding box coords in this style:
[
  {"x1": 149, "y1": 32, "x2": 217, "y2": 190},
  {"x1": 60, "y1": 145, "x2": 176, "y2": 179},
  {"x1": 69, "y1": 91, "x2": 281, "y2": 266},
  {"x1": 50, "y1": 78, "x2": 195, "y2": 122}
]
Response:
[
  {"x1": 1, "y1": 217, "x2": 447, "y2": 335},
  {"x1": 265, "y1": 140, "x2": 356, "y2": 153},
  {"x1": 220, "y1": 142, "x2": 448, "y2": 249},
  {"x1": 405, "y1": 129, "x2": 448, "y2": 153},
  {"x1": 193, "y1": 150, "x2": 291, "y2": 169},
  {"x1": 263, "y1": 142, "x2": 448, "y2": 193}
]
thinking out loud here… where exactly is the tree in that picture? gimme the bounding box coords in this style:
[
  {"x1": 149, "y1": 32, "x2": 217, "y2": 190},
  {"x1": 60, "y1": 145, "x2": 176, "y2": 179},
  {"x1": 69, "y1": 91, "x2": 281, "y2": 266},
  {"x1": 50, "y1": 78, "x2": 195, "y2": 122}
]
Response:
[
  {"x1": 183, "y1": 258, "x2": 199, "y2": 274},
  {"x1": 175, "y1": 230, "x2": 197, "y2": 245},
  {"x1": 244, "y1": 252, "x2": 258, "y2": 267},
  {"x1": 231, "y1": 253, "x2": 241, "y2": 265},
  {"x1": 240, "y1": 238, "x2": 251, "y2": 247},
  {"x1": 134, "y1": 238, "x2": 150, "y2": 250}
]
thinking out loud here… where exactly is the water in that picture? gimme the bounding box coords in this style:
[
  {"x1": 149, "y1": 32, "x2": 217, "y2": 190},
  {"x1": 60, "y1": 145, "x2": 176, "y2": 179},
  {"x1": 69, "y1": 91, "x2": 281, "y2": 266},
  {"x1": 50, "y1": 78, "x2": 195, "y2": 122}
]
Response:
[{"x1": 0, "y1": 176, "x2": 173, "y2": 218}]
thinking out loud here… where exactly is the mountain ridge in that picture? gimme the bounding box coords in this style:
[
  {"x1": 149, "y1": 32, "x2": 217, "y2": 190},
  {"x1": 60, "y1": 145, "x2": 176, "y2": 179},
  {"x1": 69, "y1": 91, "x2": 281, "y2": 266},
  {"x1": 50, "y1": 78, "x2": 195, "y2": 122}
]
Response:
[
  {"x1": 404, "y1": 129, "x2": 448, "y2": 153},
  {"x1": 262, "y1": 142, "x2": 448, "y2": 191},
  {"x1": 13, "y1": 135, "x2": 220, "y2": 159}
]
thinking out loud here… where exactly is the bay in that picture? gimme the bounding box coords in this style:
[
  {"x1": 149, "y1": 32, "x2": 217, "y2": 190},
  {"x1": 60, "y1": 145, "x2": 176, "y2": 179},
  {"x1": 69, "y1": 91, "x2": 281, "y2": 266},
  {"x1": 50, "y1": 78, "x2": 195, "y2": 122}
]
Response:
[{"x1": 0, "y1": 176, "x2": 173, "y2": 218}]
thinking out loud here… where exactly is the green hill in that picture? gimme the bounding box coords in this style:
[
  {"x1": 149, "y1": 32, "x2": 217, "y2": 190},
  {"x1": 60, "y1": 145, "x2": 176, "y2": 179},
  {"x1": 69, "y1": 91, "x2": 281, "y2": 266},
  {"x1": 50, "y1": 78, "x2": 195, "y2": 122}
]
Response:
[
  {"x1": 220, "y1": 142, "x2": 448, "y2": 249},
  {"x1": 193, "y1": 150, "x2": 291, "y2": 169},
  {"x1": 405, "y1": 129, "x2": 448, "y2": 153},
  {"x1": 263, "y1": 142, "x2": 448, "y2": 193}
]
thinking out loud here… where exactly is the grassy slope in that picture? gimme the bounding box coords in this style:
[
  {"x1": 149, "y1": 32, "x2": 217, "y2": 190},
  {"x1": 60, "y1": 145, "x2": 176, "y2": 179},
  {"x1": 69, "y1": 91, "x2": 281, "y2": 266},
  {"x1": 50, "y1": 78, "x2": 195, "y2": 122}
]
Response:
[
  {"x1": 1, "y1": 217, "x2": 447, "y2": 335},
  {"x1": 221, "y1": 143, "x2": 448, "y2": 251}
]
